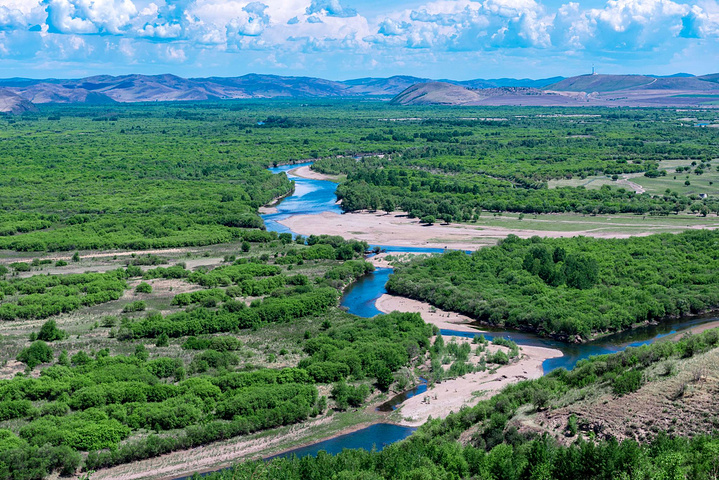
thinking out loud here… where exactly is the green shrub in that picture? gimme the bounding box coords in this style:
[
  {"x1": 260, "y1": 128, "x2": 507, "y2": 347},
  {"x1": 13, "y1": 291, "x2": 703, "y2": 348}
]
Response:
[{"x1": 17, "y1": 341, "x2": 54, "y2": 369}]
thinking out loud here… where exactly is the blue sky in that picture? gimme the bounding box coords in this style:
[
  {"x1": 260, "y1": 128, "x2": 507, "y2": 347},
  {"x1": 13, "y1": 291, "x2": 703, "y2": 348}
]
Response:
[{"x1": 0, "y1": 0, "x2": 717, "y2": 79}]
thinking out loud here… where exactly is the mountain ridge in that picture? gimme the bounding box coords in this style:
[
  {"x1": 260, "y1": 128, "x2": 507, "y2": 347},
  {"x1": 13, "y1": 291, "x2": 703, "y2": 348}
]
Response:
[{"x1": 1, "y1": 72, "x2": 718, "y2": 109}]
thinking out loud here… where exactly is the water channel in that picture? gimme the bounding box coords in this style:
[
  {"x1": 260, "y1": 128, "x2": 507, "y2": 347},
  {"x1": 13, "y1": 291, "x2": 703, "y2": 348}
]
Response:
[{"x1": 255, "y1": 162, "x2": 719, "y2": 459}]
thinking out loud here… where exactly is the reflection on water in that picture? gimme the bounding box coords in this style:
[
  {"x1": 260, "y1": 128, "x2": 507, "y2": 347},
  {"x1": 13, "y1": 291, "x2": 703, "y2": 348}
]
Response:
[
  {"x1": 376, "y1": 378, "x2": 428, "y2": 412},
  {"x1": 267, "y1": 423, "x2": 417, "y2": 460}
]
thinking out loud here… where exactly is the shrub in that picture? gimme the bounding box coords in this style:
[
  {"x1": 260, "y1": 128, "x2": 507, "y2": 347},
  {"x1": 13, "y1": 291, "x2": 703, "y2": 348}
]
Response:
[
  {"x1": 37, "y1": 319, "x2": 66, "y2": 342},
  {"x1": 135, "y1": 282, "x2": 153, "y2": 294},
  {"x1": 613, "y1": 370, "x2": 643, "y2": 395},
  {"x1": 17, "y1": 341, "x2": 53, "y2": 369},
  {"x1": 123, "y1": 301, "x2": 146, "y2": 313}
]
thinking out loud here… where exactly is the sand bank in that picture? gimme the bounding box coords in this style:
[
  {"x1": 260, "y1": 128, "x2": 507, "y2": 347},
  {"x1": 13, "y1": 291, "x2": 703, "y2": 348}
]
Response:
[
  {"x1": 376, "y1": 294, "x2": 481, "y2": 333},
  {"x1": 398, "y1": 339, "x2": 562, "y2": 426},
  {"x1": 289, "y1": 165, "x2": 340, "y2": 182},
  {"x1": 278, "y1": 211, "x2": 690, "y2": 251}
]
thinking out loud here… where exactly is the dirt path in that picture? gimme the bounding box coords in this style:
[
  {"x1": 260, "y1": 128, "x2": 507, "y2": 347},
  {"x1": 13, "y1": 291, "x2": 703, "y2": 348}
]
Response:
[
  {"x1": 87, "y1": 416, "x2": 376, "y2": 480},
  {"x1": 619, "y1": 173, "x2": 646, "y2": 194}
]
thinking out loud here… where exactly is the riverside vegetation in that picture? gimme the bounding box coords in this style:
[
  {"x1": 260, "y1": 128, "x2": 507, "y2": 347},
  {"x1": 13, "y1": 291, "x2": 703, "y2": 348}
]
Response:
[
  {"x1": 186, "y1": 327, "x2": 719, "y2": 480},
  {"x1": 387, "y1": 230, "x2": 719, "y2": 340},
  {"x1": 1, "y1": 101, "x2": 719, "y2": 479}
]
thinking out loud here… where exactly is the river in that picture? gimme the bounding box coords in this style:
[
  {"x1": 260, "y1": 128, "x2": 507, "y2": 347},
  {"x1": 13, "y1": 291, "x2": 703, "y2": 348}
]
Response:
[{"x1": 256, "y1": 162, "x2": 719, "y2": 460}]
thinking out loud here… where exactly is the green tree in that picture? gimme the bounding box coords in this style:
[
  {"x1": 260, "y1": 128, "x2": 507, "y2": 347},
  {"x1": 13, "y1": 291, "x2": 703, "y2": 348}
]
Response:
[
  {"x1": 17, "y1": 341, "x2": 53, "y2": 369},
  {"x1": 37, "y1": 320, "x2": 66, "y2": 342}
]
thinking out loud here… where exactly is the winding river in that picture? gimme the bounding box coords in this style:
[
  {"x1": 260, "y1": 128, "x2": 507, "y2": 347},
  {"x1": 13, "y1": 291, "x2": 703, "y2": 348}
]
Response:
[{"x1": 256, "y1": 162, "x2": 719, "y2": 458}]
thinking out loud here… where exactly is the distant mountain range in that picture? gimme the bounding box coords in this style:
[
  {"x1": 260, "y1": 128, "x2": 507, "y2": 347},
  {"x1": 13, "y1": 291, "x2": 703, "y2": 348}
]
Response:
[
  {"x1": 392, "y1": 74, "x2": 719, "y2": 107},
  {"x1": 0, "y1": 72, "x2": 718, "y2": 112}
]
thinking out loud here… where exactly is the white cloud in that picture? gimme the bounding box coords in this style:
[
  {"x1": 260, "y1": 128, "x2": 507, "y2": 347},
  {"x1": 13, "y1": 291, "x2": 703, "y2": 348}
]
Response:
[
  {"x1": 0, "y1": 0, "x2": 717, "y2": 76},
  {"x1": 45, "y1": 0, "x2": 137, "y2": 34}
]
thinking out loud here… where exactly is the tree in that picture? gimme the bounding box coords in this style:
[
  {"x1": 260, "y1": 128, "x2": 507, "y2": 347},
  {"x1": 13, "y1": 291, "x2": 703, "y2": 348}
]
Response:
[
  {"x1": 37, "y1": 320, "x2": 66, "y2": 342},
  {"x1": 155, "y1": 333, "x2": 169, "y2": 347},
  {"x1": 17, "y1": 341, "x2": 53, "y2": 369},
  {"x1": 376, "y1": 365, "x2": 394, "y2": 391},
  {"x1": 564, "y1": 254, "x2": 599, "y2": 290}
]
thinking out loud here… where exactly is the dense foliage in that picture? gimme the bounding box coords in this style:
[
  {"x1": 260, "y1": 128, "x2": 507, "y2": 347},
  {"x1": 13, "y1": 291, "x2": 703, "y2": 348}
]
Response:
[
  {"x1": 198, "y1": 328, "x2": 719, "y2": 480},
  {"x1": 0, "y1": 311, "x2": 432, "y2": 478},
  {"x1": 0, "y1": 270, "x2": 128, "y2": 321},
  {"x1": 388, "y1": 230, "x2": 719, "y2": 339}
]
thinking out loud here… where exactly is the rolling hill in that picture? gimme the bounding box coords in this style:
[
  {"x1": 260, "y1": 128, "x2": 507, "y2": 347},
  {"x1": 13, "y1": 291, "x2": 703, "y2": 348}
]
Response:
[
  {"x1": 1, "y1": 72, "x2": 718, "y2": 109},
  {"x1": 0, "y1": 88, "x2": 37, "y2": 114}
]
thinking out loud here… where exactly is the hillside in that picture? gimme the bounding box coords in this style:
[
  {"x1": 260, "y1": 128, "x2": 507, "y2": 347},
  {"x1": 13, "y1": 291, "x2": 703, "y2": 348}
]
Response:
[
  {"x1": 3, "y1": 72, "x2": 719, "y2": 106},
  {"x1": 546, "y1": 73, "x2": 719, "y2": 92},
  {"x1": 0, "y1": 88, "x2": 37, "y2": 113},
  {"x1": 392, "y1": 73, "x2": 719, "y2": 107},
  {"x1": 546, "y1": 74, "x2": 657, "y2": 92},
  {"x1": 390, "y1": 82, "x2": 484, "y2": 105}
]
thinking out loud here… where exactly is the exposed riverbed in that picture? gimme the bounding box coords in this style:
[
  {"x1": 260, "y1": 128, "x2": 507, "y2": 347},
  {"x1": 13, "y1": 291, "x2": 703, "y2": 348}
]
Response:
[{"x1": 254, "y1": 162, "x2": 719, "y2": 460}]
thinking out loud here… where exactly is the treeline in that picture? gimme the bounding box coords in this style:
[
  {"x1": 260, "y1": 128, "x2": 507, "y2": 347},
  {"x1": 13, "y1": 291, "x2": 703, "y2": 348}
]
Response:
[
  {"x1": 298, "y1": 312, "x2": 432, "y2": 384},
  {"x1": 333, "y1": 166, "x2": 696, "y2": 218},
  {"x1": 129, "y1": 288, "x2": 340, "y2": 338},
  {"x1": 388, "y1": 230, "x2": 719, "y2": 340},
  {"x1": 197, "y1": 328, "x2": 719, "y2": 480},
  {"x1": 0, "y1": 270, "x2": 129, "y2": 321}
]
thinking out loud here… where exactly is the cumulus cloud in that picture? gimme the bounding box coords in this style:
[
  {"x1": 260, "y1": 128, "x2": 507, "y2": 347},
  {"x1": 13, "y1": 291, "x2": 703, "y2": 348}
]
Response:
[
  {"x1": 305, "y1": 0, "x2": 357, "y2": 18},
  {"x1": 0, "y1": 0, "x2": 717, "y2": 75},
  {"x1": 45, "y1": 0, "x2": 137, "y2": 34},
  {"x1": 0, "y1": 6, "x2": 28, "y2": 30}
]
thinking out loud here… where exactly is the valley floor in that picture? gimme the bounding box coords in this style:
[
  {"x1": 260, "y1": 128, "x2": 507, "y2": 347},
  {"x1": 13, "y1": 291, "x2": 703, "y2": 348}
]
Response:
[{"x1": 279, "y1": 210, "x2": 719, "y2": 251}]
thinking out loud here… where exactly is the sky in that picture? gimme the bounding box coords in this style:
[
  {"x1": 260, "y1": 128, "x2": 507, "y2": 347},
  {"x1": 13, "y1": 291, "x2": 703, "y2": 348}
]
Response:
[{"x1": 0, "y1": 0, "x2": 717, "y2": 80}]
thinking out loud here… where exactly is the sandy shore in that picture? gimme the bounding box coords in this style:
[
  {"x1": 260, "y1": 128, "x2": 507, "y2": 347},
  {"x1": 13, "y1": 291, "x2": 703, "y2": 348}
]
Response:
[
  {"x1": 375, "y1": 294, "x2": 561, "y2": 425},
  {"x1": 397, "y1": 339, "x2": 562, "y2": 426},
  {"x1": 279, "y1": 211, "x2": 698, "y2": 251},
  {"x1": 289, "y1": 165, "x2": 340, "y2": 182},
  {"x1": 669, "y1": 320, "x2": 719, "y2": 340},
  {"x1": 376, "y1": 294, "x2": 481, "y2": 333}
]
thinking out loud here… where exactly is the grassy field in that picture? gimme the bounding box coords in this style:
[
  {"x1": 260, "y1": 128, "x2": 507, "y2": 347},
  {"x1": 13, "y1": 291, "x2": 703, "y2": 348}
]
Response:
[
  {"x1": 466, "y1": 211, "x2": 719, "y2": 234},
  {"x1": 633, "y1": 159, "x2": 719, "y2": 196}
]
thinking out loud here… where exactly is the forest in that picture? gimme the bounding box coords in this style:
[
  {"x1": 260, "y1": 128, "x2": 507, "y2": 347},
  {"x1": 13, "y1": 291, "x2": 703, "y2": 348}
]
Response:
[
  {"x1": 1, "y1": 101, "x2": 719, "y2": 479},
  {"x1": 387, "y1": 229, "x2": 719, "y2": 340}
]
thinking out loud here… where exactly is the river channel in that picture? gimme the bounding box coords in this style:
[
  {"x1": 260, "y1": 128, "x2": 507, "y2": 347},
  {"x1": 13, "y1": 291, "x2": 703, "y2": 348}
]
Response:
[{"x1": 255, "y1": 162, "x2": 719, "y2": 459}]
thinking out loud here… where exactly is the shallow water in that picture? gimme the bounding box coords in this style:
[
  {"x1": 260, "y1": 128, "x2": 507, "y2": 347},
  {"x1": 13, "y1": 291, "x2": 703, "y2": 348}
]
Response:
[
  {"x1": 260, "y1": 163, "x2": 342, "y2": 235},
  {"x1": 376, "y1": 378, "x2": 429, "y2": 412}
]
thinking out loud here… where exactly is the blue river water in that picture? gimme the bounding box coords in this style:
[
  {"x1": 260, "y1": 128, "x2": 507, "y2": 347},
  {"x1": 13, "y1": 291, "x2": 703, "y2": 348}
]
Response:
[
  {"x1": 262, "y1": 163, "x2": 342, "y2": 235},
  {"x1": 267, "y1": 423, "x2": 417, "y2": 460},
  {"x1": 251, "y1": 161, "x2": 719, "y2": 465}
]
